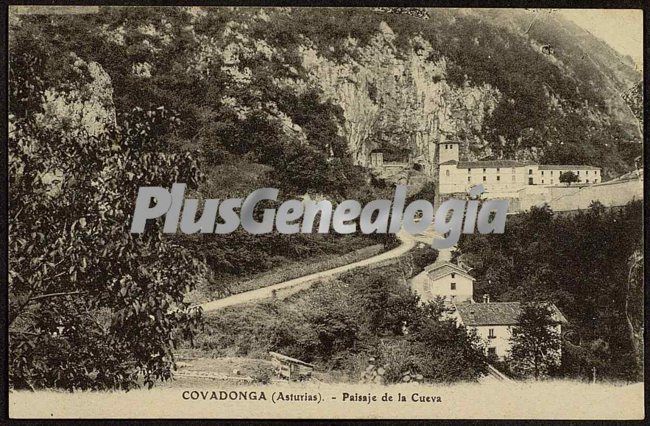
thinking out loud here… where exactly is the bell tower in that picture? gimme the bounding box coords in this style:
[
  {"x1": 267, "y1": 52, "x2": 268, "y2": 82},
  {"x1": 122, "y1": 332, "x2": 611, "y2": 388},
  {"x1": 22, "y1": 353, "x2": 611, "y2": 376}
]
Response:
[{"x1": 439, "y1": 140, "x2": 460, "y2": 164}]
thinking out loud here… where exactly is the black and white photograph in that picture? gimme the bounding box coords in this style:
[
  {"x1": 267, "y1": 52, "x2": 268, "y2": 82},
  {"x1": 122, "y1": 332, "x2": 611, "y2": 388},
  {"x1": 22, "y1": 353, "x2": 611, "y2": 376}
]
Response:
[{"x1": 5, "y1": 4, "x2": 645, "y2": 420}]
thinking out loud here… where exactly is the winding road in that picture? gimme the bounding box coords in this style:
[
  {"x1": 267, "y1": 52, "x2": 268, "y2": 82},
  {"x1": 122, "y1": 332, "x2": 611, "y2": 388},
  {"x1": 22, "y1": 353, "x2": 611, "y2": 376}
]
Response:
[{"x1": 199, "y1": 227, "x2": 443, "y2": 313}]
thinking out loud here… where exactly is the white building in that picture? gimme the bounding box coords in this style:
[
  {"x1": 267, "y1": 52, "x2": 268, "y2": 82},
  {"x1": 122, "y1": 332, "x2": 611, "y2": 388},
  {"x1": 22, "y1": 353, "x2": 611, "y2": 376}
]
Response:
[
  {"x1": 455, "y1": 300, "x2": 567, "y2": 360},
  {"x1": 410, "y1": 260, "x2": 568, "y2": 360},
  {"x1": 438, "y1": 141, "x2": 601, "y2": 198},
  {"x1": 410, "y1": 262, "x2": 475, "y2": 304}
]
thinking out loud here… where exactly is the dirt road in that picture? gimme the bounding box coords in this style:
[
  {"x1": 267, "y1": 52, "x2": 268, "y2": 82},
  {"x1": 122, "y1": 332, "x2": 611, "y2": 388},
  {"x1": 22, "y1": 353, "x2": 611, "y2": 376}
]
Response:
[{"x1": 199, "y1": 229, "x2": 422, "y2": 313}]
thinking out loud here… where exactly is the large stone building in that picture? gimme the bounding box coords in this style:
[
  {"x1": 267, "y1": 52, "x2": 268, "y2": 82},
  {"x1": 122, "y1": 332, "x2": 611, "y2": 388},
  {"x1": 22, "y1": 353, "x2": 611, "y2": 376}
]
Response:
[{"x1": 438, "y1": 141, "x2": 601, "y2": 198}]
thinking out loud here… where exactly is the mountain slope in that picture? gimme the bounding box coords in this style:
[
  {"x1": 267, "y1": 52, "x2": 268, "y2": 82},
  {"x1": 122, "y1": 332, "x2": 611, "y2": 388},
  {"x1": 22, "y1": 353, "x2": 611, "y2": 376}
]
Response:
[{"x1": 10, "y1": 7, "x2": 641, "y2": 188}]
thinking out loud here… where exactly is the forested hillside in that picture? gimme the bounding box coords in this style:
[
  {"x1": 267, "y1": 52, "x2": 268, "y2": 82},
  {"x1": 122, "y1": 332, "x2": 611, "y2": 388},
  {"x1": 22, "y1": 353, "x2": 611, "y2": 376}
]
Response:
[
  {"x1": 11, "y1": 7, "x2": 641, "y2": 185},
  {"x1": 8, "y1": 7, "x2": 643, "y2": 389},
  {"x1": 456, "y1": 201, "x2": 643, "y2": 381}
]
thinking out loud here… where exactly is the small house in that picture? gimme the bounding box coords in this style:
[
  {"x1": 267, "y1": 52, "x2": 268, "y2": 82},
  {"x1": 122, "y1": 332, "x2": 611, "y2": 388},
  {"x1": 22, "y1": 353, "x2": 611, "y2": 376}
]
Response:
[
  {"x1": 410, "y1": 262, "x2": 475, "y2": 304},
  {"x1": 455, "y1": 300, "x2": 568, "y2": 359}
]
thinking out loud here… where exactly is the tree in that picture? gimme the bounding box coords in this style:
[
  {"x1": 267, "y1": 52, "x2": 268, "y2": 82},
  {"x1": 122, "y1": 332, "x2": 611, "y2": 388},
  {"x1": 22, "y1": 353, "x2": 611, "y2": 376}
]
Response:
[
  {"x1": 624, "y1": 249, "x2": 643, "y2": 374},
  {"x1": 508, "y1": 303, "x2": 562, "y2": 379},
  {"x1": 559, "y1": 170, "x2": 580, "y2": 185},
  {"x1": 351, "y1": 272, "x2": 421, "y2": 336},
  {"x1": 9, "y1": 45, "x2": 205, "y2": 390},
  {"x1": 406, "y1": 316, "x2": 489, "y2": 382},
  {"x1": 457, "y1": 200, "x2": 643, "y2": 381}
]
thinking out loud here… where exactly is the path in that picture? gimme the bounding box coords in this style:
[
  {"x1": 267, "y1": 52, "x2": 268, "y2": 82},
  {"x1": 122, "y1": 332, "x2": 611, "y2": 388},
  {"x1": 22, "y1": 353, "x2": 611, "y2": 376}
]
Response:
[{"x1": 199, "y1": 229, "x2": 421, "y2": 313}]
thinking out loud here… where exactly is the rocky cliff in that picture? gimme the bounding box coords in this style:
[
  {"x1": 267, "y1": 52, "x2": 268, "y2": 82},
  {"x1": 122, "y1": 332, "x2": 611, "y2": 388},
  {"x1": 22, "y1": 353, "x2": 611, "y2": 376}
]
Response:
[{"x1": 10, "y1": 7, "x2": 642, "y2": 196}]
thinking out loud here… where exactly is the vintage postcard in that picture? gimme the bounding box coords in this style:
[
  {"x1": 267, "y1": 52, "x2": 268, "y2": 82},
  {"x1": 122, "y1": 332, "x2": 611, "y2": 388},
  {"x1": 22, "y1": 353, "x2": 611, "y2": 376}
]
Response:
[{"x1": 6, "y1": 5, "x2": 644, "y2": 420}]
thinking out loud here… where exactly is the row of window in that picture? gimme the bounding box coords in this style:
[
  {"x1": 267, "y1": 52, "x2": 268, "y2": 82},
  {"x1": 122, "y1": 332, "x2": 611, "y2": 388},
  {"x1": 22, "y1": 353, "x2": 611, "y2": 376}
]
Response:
[
  {"x1": 539, "y1": 179, "x2": 598, "y2": 184},
  {"x1": 468, "y1": 168, "x2": 510, "y2": 173},
  {"x1": 540, "y1": 170, "x2": 598, "y2": 176},
  {"x1": 447, "y1": 169, "x2": 599, "y2": 179},
  {"x1": 465, "y1": 175, "x2": 514, "y2": 182},
  {"x1": 446, "y1": 171, "x2": 600, "y2": 185}
]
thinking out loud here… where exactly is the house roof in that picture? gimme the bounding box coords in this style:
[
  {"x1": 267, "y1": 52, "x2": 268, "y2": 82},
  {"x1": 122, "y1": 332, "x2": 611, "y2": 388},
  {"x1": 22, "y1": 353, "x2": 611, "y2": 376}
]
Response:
[
  {"x1": 538, "y1": 165, "x2": 600, "y2": 170},
  {"x1": 441, "y1": 160, "x2": 600, "y2": 171},
  {"x1": 456, "y1": 302, "x2": 568, "y2": 326},
  {"x1": 456, "y1": 160, "x2": 536, "y2": 169},
  {"x1": 424, "y1": 262, "x2": 474, "y2": 282}
]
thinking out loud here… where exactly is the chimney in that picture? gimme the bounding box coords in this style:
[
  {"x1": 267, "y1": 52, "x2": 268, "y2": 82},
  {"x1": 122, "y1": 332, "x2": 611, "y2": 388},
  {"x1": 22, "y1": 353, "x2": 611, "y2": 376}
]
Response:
[{"x1": 483, "y1": 294, "x2": 490, "y2": 303}]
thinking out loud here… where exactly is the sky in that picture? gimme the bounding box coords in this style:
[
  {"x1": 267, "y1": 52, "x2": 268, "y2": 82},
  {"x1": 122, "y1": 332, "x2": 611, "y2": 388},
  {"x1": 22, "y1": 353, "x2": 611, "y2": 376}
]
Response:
[{"x1": 558, "y1": 9, "x2": 643, "y2": 70}]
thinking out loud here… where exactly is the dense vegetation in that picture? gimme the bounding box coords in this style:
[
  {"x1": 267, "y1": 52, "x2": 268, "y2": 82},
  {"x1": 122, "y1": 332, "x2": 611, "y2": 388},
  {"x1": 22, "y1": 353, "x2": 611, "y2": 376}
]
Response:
[
  {"x1": 9, "y1": 50, "x2": 205, "y2": 390},
  {"x1": 11, "y1": 7, "x2": 641, "y2": 181},
  {"x1": 10, "y1": 7, "x2": 402, "y2": 302},
  {"x1": 8, "y1": 7, "x2": 642, "y2": 388},
  {"x1": 192, "y1": 247, "x2": 490, "y2": 383},
  {"x1": 456, "y1": 201, "x2": 643, "y2": 381}
]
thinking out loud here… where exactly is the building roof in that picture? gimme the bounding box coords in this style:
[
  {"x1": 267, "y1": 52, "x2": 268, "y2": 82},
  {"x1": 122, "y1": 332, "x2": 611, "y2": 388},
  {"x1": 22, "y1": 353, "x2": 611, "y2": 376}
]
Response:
[
  {"x1": 456, "y1": 160, "x2": 535, "y2": 169},
  {"x1": 456, "y1": 302, "x2": 568, "y2": 326},
  {"x1": 538, "y1": 165, "x2": 600, "y2": 170},
  {"x1": 424, "y1": 262, "x2": 475, "y2": 281},
  {"x1": 441, "y1": 160, "x2": 600, "y2": 171}
]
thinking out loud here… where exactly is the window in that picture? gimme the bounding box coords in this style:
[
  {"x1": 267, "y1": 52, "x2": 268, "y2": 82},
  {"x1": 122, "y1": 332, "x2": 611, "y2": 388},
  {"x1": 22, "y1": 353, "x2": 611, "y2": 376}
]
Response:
[
  {"x1": 488, "y1": 328, "x2": 495, "y2": 338},
  {"x1": 496, "y1": 168, "x2": 500, "y2": 172},
  {"x1": 550, "y1": 171, "x2": 553, "y2": 175},
  {"x1": 468, "y1": 168, "x2": 471, "y2": 173},
  {"x1": 541, "y1": 180, "x2": 544, "y2": 184},
  {"x1": 467, "y1": 176, "x2": 471, "y2": 182},
  {"x1": 577, "y1": 170, "x2": 580, "y2": 175},
  {"x1": 487, "y1": 347, "x2": 497, "y2": 356},
  {"x1": 586, "y1": 179, "x2": 589, "y2": 183},
  {"x1": 450, "y1": 282, "x2": 456, "y2": 290},
  {"x1": 445, "y1": 170, "x2": 450, "y2": 176},
  {"x1": 528, "y1": 169, "x2": 533, "y2": 175},
  {"x1": 541, "y1": 171, "x2": 544, "y2": 176},
  {"x1": 483, "y1": 168, "x2": 486, "y2": 173},
  {"x1": 586, "y1": 170, "x2": 589, "y2": 175},
  {"x1": 594, "y1": 179, "x2": 598, "y2": 183},
  {"x1": 451, "y1": 273, "x2": 455, "y2": 278},
  {"x1": 483, "y1": 176, "x2": 486, "y2": 182},
  {"x1": 496, "y1": 176, "x2": 500, "y2": 181}
]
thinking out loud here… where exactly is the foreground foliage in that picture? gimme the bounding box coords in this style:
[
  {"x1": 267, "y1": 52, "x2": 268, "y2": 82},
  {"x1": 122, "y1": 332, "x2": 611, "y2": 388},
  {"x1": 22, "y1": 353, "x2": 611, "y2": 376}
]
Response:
[
  {"x1": 507, "y1": 303, "x2": 562, "y2": 379},
  {"x1": 9, "y1": 47, "x2": 205, "y2": 390},
  {"x1": 457, "y1": 201, "x2": 643, "y2": 381},
  {"x1": 195, "y1": 249, "x2": 490, "y2": 383}
]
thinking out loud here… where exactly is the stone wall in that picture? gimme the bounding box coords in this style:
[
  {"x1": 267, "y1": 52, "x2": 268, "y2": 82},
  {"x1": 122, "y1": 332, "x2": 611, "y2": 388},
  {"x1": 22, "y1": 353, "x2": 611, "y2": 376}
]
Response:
[{"x1": 517, "y1": 178, "x2": 643, "y2": 212}]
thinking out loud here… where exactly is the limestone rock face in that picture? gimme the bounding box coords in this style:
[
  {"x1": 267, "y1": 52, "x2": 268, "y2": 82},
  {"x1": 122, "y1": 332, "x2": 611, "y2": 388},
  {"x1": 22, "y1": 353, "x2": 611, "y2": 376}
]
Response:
[
  {"x1": 300, "y1": 23, "x2": 500, "y2": 176},
  {"x1": 180, "y1": 16, "x2": 520, "y2": 181},
  {"x1": 37, "y1": 54, "x2": 117, "y2": 138}
]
